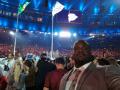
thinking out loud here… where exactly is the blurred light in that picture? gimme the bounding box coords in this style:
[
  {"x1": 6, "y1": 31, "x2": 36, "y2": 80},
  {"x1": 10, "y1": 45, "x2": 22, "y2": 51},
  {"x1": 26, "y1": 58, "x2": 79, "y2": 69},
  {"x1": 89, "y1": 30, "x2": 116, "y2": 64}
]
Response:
[
  {"x1": 19, "y1": 24, "x2": 23, "y2": 30},
  {"x1": 3, "y1": 20, "x2": 8, "y2": 27},
  {"x1": 89, "y1": 33, "x2": 95, "y2": 36},
  {"x1": 94, "y1": 7, "x2": 99, "y2": 15},
  {"x1": 54, "y1": 32, "x2": 58, "y2": 36},
  {"x1": 79, "y1": 3, "x2": 84, "y2": 12},
  {"x1": 102, "y1": 34, "x2": 105, "y2": 36},
  {"x1": 48, "y1": 0, "x2": 52, "y2": 10},
  {"x1": 1, "y1": 0, "x2": 8, "y2": 3},
  {"x1": 0, "y1": 10, "x2": 2, "y2": 14},
  {"x1": 59, "y1": 31, "x2": 71, "y2": 38},
  {"x1": 9, "y1": 31, "x2": 15, "y2": 36},
  {"x1": 14, "y1": 22, "x2": 17, "y2": 28},
  {"x1": 73, "y1": 33, "x2": 77, "y2": 37},
  {"x1": 8, "y1": 12, "x2": 12, "y2": 16},
  {"x1": 30, "y1": 31, "x2": 34, "y2": 33},
  {"x1": 42, "y1": 26, "x2": 45, "y2": 32},
  {"x1": 33, "y1": 0, "x2": 42, "y2": 9},
  {"x1": 47, "y1": 32, "x2": 51, "y2": 34},
  {"x1": 39, "y1": 32, "x2": 42, "y2": 34},
  {"x1": 19, "y1": 0, "x2": 26, "y2": 4},
  {"x1": 13, "y1": 13, "x2": 17, "y2": 17},
  {"x1": 44, "y1": 32, "x2": 47, "y2": 35},
  {"x1": 64, "y1": 4, "x2": 68, "y2": 10},
  {"x1": 24, "y1": 30, "x2": 29, "y2": 33},
  {"x1": 89, "y1": 33, "x2": 95, "y2": 38},
  {"x1": 109, "y1": 5, "x2": 116, "y2": 14},
  {"x1": 0, "y1": 19, "x2": 2, "y2": 26},
  {"x1": 5, "y1": 12, "x2": 8, "y2": 16},
  {"x1": 33, "y1": 26, "x2": 36, "y2": 31},
  {"x1": 29, "y1": 26, "x2": 32, "y2": 31},
  {"x1": 37, "y1": 18, "x2": 42, "y2": 22},
  {"x1": 91, "y1": 35, "x2": 95, "y2": 38}
]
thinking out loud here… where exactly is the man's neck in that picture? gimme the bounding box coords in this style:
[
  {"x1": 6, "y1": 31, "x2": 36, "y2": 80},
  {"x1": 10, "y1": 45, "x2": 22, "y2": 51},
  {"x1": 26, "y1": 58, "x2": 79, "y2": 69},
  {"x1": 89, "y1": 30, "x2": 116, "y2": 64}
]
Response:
[{"x1": 75, "y1": 56, "x2": 94, "y2": 68}]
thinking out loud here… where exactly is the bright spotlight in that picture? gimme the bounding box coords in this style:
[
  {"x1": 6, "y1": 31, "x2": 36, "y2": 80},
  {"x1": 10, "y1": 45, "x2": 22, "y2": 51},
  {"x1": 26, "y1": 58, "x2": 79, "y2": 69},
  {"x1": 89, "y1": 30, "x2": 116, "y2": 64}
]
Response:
[
  {"x1": 73, "y1": 33, "x2": 77, "y2": 37},
  {"x1": 9, "y1": 31, "x2": 15, "y2": 36},
  {"x1": 59, "y1": 31, "x2": 71, "y2": 38},
  {"x1": 54, "y1": 32, "x2": 58, "y2": 36},
  {"x1": 30, "y1": 31, "x2": 33, "y2": 33},
  {"x1": 109, "y1": 5, "x2": 116, "y2": 14},
  {"x1": 89, "y1": 33, "x2": 95, "y2": 38},
  {"x1": 94, "y1": 7, "x2": 99, "y2": 15},
  {"x1": 47, "y1": 32, "x2": 51, "y2": 35},
  {"x1": 91, "y1": 35, "x2": 95, "y2": 38},
  {"x1": 102, "y1": 34, "x2": 105, "y2": 36},
  {"x1": 89, "y1": 33, "x2": 95, "y2": 36}
]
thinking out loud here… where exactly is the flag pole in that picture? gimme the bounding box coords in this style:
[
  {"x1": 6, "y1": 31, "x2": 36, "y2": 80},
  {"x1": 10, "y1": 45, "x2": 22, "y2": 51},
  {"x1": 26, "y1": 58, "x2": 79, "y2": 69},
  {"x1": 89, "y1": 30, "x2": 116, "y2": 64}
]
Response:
[
  {"x1": 13, "y1": 0, "x2": 31, "y2": 59},
  {"x1": 50, "y1": 15, "x2": 54, "y2": 59},
  {"x1": 50, "y1": 2, "x2": 64, "y2": 60},
  {"x1": 13, "y1": 12, "x2": 19, "y2": 59}
]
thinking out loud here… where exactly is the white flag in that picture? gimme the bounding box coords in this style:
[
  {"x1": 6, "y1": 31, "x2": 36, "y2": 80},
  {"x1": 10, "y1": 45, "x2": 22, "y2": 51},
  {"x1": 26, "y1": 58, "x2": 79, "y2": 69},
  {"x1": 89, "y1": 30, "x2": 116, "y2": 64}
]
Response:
[
  {"x1": 68, "y1": 13, "x2": 78, "y2": 22},
  {"x1": 52, "y1": 1, "x2": 64, "y2": 16}
]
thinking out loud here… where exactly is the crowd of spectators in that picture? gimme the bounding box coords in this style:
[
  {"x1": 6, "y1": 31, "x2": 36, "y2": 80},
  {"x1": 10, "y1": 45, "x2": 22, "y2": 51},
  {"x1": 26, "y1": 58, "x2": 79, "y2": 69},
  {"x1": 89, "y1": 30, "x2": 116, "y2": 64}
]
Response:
[
  {"x1": 0, "y1": 44, "x2": 120, "y2": 59},
  {"x1": 0, "y1": 41, "x2": 120, "y2": 90}
]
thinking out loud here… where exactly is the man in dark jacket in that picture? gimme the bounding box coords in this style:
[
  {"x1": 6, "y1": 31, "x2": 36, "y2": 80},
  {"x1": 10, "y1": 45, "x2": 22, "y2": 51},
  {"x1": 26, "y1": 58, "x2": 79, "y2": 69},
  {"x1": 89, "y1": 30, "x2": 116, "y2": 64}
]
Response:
[
  {"x1": 35, "y1": 53, "x2": 56, "y2": 90},
  {"x1": 59, "y1": 40, "x2": 120, "y2": 90}
]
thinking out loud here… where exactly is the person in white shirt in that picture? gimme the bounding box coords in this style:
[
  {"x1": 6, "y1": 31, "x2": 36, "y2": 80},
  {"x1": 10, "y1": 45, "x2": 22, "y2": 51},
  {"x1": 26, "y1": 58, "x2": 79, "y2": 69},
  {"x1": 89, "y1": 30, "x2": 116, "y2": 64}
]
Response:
[{"x1": 6, "y1": 53, "x2": 15, "y2": 90}]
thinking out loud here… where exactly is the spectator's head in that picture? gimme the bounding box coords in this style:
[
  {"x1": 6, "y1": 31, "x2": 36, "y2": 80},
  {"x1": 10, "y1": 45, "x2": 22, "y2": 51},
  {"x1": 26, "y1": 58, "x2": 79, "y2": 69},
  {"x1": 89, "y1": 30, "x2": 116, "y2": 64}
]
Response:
[
  {"x1": 8, "y1": 53, "x2": 14, "y2": 59},
  {"x1": 55, "y1": 57, "x2": 65, "y2": 69},
  {"x1": 24, "y1": 60, "x2": 32, "y2": 68},
  {"x1": 72, "y1": 40, "x2": 93, "y2": 68},
  {"x1": 41, "y1": 53, "x2": 47, "y2": 61},
  {"x1": 55, "y1": 57, "x2": 65, "y2": 65}
]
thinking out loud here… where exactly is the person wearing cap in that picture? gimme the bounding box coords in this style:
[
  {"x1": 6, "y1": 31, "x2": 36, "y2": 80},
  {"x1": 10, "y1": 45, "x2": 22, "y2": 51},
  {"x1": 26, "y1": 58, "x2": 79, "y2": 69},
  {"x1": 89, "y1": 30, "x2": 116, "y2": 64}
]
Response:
[
  {"x1": 43, "y1": 57, "x2": 67, "y2": 90},
  {"x1": 59, "y1": 40, "x2": 120, "y2": 90}
]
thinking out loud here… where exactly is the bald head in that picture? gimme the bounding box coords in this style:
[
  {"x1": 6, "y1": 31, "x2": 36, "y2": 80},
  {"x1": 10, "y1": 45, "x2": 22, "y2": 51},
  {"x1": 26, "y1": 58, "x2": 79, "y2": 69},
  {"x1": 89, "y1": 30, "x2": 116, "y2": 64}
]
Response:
[
  {"x1": 72, "y1": 40, "x2": 92, "y2": 67},
  {"x1": 74, "y1": 40, "x2": 90, "y2": 51}
]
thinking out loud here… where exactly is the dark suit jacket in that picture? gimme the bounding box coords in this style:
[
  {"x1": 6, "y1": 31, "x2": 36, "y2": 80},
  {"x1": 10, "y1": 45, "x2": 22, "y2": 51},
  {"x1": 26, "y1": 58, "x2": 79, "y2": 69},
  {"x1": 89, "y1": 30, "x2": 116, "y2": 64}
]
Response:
[
  {"x1": 59, "y1": 62, "x2": 120, "y2": 90},
  {"x1": 36, "y1": 60, "x2": 56, "y2": 89}
]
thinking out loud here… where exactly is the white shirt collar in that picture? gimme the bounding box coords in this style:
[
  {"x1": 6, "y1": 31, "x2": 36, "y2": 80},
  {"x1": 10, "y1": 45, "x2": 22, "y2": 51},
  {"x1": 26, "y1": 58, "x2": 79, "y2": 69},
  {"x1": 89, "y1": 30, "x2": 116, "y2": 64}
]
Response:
[{"x1": 73, "y1": 62, "x2": 91, "y2": 71}]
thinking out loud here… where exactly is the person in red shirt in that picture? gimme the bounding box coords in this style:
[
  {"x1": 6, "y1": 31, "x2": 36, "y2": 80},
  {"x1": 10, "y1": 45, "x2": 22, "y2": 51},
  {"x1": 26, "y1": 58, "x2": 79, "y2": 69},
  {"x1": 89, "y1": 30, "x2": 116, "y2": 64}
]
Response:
[
  {"x1": 43, "y1": 57, "x2": 67, "y2": 90},
  {"x1": 0, "y1": 68, "x2": 7, "y2": 90}
]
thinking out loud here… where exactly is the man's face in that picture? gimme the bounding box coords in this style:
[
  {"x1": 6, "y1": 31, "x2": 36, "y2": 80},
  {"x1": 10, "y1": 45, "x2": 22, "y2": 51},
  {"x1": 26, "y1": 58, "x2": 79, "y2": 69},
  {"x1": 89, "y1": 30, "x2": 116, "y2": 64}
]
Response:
[
  {"x1": 74, "y1": 46, "x2": 89, "y2": 61},
  {"x1": 72, "y1": 40, "x2": 91, "y2": 66}
]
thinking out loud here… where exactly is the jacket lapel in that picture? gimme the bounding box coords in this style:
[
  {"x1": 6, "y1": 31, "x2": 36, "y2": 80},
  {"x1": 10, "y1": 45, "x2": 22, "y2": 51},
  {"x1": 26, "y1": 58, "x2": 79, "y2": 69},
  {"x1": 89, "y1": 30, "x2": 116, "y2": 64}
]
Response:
[
  {"x1": 59, "y1": 69, "x2": 74, "y2": 90},
  {"x1": 77, "y1": 62, "x2": 96, "y2": 89}
]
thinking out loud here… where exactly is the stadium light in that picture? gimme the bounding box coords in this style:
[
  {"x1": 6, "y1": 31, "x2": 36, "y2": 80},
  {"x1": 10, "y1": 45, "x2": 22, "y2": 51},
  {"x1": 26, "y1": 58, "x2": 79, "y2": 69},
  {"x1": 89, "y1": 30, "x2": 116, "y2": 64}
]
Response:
[
  {"x1": 9, "y1": 31, "x2": 15, "y2": 36},
  {"x1": 30, "y1": 31, "x2": 34, "y2": 33},
  {"x1": 89, "y1": 33, "x2": 95, "y2": 38},
  {"x1": 73, "y1": 33, "x2": 77, "y2": 37},
  {"x1": 89, "y1": 33, "x2": 95, "y2": 36},
  {"x1": 59, "y1": 31, "x2": 71, "y2": 38},
  {"x1": 54, "y1": 32, "x2": 58, "y2": 36}
]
